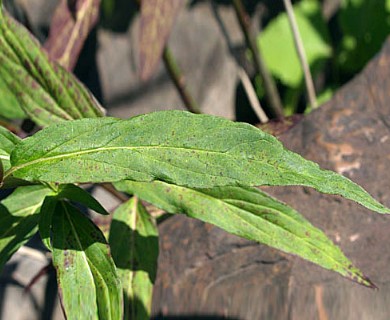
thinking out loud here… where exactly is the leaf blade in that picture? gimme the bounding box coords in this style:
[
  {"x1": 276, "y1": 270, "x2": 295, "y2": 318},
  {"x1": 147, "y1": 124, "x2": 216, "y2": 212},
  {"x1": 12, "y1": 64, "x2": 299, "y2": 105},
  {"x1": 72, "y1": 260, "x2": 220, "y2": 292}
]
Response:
[
  {"x1": 52, "y1": 201, "x2": 123, "y2": 320},
  {"x1": 0, "y1": 75, "x2": 25, "y2": 120},
  {"x1": 0, "y1": 125, "x2": 20, "y2": 172},
  {"x1": 0, "y1": 8, "x2": 105, "y2": 127},
  {"x1": 58, "y1": 184, "x2": 109, "y2": 215},
  {"x1": 109, "y1": 197, "x2": 158, "y2": 320},
  {"x1": 7, "y1": 111, "x2": 389, "y2": 214},
  {"x1": 0, "y1": 185, "x2": 52, "y2": 270},
  {"x1": 116, "y1": 180, "x2": 375, "y2": 287}
]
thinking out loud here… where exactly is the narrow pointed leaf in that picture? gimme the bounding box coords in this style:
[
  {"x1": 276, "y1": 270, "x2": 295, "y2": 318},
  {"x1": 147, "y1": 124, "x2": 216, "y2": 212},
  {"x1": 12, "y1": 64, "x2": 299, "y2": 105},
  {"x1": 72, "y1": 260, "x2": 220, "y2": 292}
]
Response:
[
  {"x1": 44, "y1": 0, "x2": 101, "y2": 71},
  {"x1": 139, "y1": 0, "x2": 184, "y2": 81},
  {"x1": 57, "y1": 184, "x2": 109, "y2": 215},
  {"x1": 0, "y1": 8, "x2": 104, "y2": 127},
  {"x1": 109, "y1": 197, "x2": 158, "y2": 320},
  {"x1": 39, "y1": 195, "x2": 57, "y2": 250},
  {"x1": 0, "y1": 125, "x2": 20, "y2": 172},
  {"x1": 0, "y1": 75, "x2": 25, "y2": 119},
  {"x1": 40, "y1": 184, "x2": 108, "y2": 250},
  {"x1": 51, "y1": 201, "x2": 122, "y2": 320},
  {"x1": 0, "y1": 185, "x2": 52, "y2": 270},
  {"x1": 116, "y1": 180, "x2": 375, "y2": 287},
  {"x1": 6, "y1": 111, "x2": 389, "y2": 214}
]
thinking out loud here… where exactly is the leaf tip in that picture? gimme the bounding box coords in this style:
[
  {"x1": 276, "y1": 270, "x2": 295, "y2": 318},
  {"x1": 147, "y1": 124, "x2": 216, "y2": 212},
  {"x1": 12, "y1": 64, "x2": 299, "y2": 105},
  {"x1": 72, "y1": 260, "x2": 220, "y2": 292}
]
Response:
[
  {"x1": 361, "y1": 276, "x2": 378, "y2": 290},
  {"x1": 347, "y1": 268, "x2": 377, "y2": 289}
]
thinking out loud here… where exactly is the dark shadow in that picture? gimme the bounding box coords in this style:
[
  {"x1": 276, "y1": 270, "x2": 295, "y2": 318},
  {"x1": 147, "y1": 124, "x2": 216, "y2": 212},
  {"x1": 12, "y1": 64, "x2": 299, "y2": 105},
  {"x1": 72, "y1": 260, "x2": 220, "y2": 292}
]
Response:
[
  {"x1": 0, "y1": 262, "x2": 41, "y2": 319},
  {"x1": 41, "y1": 263, "x2": 58, "y2": 320},
  {"x1": 74, "y1": 27, "x2": 103, "y2": 104},
  {"x1": 0, "y1": 262, "x2": 18, "y2": 318},
  {"x1": 99, "y1": 0, "x2": 139, "y2": 33},
  {"x1": 235, "y1": 80, "x2": 262, "y2": 124}
]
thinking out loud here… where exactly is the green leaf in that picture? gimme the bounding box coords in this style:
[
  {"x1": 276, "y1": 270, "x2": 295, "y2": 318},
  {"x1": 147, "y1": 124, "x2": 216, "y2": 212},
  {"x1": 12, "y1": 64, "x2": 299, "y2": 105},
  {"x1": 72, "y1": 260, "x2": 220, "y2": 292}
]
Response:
[
  {"x1": 39, "y1": 184, "x2": 108, "y2": 251},
  {"x1": 57, "y1": 184, "x2": 109, "y2": 215},
  {"x1": 0, "y1": 185, "x2": 52, "y2": 270},
  {"x1": 51, "y1": 201, "x2": 122, "y2": 320},
  {"x1": 0, "y1": 75, "x2": 25, "y2": 120},
  {"x1": 338, "y1": 0, "x2": 390, "y2": 72},
  {"x1": 109, "y1": 197, "x2": 158, "y2": 320},
  {"x1": 0, "y1": 8, "x2": 105, "y2": 127},
  {"x1": 116, "y1": 180, "x2": 375, "y2": 288},
  {"x1": 258, "y1": 0, "x2": 331, "y2": 87},
  {"x1": 0, "y1": 125, "x2": 20, "y2": 172},
  {"x1": 39, "y1": 195, "x2": 57, "y2": 250},
  {"x1": 6, "y1": 111, "x2": 389, "y2": 214},
  {"x1": 40, "y1": 183, "x2": 109, "y2": 251}
]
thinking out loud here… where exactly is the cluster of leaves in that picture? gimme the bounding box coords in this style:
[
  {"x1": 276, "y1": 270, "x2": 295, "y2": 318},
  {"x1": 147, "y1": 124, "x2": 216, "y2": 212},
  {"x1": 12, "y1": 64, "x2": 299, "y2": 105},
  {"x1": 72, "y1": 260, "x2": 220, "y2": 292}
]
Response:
[
  {"x1": 0, "y1": 1, "x2": 389, "y2": 319},
  {"x1": 257, "y1": 0, "x2": 390, "y2": 114}
]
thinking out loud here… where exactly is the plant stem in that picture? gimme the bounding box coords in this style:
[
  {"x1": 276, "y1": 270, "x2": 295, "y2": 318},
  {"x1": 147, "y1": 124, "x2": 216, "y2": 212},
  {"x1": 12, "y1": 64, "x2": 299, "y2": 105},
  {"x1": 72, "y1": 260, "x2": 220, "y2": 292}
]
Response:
[
  {"x1": 232, "y1": 0, "x2": 284, "y2": 119},
  {"x1": 210, "y1": 1, "x2": 268, "y2": 123},
  {"x1": 282, "y1": 0, "x2": 317, "y2": 109},
  {"x1": 162, "y1": 47, "x2": 202, "y2": 114},
  {"x1": 237, "y1": 67, "x2": 268, "y2": 123}
]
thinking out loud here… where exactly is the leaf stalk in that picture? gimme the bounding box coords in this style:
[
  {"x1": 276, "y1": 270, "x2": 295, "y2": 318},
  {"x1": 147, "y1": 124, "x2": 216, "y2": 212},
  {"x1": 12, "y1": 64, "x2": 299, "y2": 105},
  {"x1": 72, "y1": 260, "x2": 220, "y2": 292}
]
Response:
[{"x1": 162, "y1": 47, "x2": 202, "y2": 114}]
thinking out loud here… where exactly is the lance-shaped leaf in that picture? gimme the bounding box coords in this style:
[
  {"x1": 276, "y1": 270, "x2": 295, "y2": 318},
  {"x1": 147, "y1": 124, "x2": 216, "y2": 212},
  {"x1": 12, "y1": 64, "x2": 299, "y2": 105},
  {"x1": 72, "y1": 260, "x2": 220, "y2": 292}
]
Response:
[
  {"x1": 51, "y1": 201, "x2": 122, "y2": 320},
  {"x1": 6, "y1": 111, "x2": 389, "y2": 214},
  {"x1": 0, "y1": 185, "x2": 52, "y2": 270},
  {"x1": 139, "y1": 0, "x2": 184, "y2": 81},
  {"x1": 0, "y1": 125, "x2": 20, "y2": 172},
  {"x1": 0, "y1": 75, "x2": 25, "y2": 120},
  {"x1": 0, "y1": 126, "x2": 29, "y2": 188},
  {"x1": 57, "y1": 184, "x2": 108, "y2": 215},
  {"x1": 39, "y1": 184, "x2": 108, "y2": 250},
  {"x1": 0, "y1": 7, "x2": 104, "y2": 127},
  {"x1": 39, "y1": 195, "x2": 57, "y2": 250},
  {"x1": 116, "y1": 180, "x2": 375, "y2": 287},
  {"x1": 44, "y1": 0, "x2": 101, "y2": 71},
  {"x1": 109, "y1": 197, "x2": 158, "y2": 320}
]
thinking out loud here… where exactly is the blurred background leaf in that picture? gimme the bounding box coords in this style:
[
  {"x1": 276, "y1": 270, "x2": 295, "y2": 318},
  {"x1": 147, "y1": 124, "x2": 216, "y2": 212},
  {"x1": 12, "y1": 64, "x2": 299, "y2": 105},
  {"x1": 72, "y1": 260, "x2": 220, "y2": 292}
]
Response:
[
  {"x1": 338, "y1": 0, "x2": 390, "y2": 73},
  {"x1": 139, "y1": 0, "x2": 184, "y2": 81},
  {"x1": 0, "y1": 76, "x2": 25, "y2": 120},
  {"x1": 44, "y1": 0, "x2": 101, "y2": 71},
  {"x1": 258, "y1": 0, "x2": 331, "y2": 89}
]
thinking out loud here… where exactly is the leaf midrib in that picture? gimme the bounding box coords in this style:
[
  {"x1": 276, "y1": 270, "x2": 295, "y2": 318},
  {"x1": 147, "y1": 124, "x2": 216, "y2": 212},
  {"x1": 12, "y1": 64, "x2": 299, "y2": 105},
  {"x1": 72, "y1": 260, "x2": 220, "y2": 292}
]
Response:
[{"x1": 6, "y1": 144, "x2": 250, "y2": 178}]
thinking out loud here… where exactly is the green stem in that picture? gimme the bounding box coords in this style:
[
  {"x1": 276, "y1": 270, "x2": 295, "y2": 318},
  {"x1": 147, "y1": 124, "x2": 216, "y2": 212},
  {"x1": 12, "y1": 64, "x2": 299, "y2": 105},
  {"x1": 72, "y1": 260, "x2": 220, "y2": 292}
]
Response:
[
  {"x1": 232, "y1": 0, "x2": 284, "y2": 119},
  {"x1": 162, "y1": 47, "x2": 202, "y2": 114}
]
